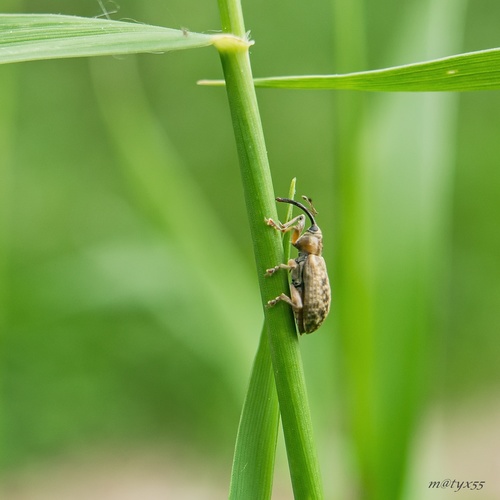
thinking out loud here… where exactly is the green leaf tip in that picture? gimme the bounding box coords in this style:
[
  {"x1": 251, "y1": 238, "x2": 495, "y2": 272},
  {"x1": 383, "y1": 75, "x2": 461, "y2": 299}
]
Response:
[{"x1": 252, "y1": 47, "x2": 500, "y2": 92}]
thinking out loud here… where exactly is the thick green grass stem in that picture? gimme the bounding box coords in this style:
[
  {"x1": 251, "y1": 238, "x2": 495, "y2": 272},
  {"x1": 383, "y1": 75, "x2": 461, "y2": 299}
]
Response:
[
  {"x1": 228, "y1": 182, "x2": 295, "y2": 500},
  {"x1": 215, "y1": 5, "x2": 324, "y2": 498}
]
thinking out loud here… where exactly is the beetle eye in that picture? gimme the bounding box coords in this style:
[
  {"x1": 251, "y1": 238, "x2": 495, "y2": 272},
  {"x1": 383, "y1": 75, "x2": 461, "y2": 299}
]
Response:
[{"x1": 309, "y1": 224, "x2": 319, "y2": 233}]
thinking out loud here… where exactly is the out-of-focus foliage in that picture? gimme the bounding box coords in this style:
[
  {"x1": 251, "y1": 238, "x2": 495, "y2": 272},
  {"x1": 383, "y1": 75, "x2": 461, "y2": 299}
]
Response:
[{"x1": 1, "y1": 0, "x2": 500, "y2": 498}]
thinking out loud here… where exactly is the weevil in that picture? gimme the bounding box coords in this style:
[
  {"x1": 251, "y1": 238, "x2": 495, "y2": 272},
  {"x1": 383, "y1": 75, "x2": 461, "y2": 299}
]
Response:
[{"x1": 265, "y1": 196, "x2": 331, "y2": 334}]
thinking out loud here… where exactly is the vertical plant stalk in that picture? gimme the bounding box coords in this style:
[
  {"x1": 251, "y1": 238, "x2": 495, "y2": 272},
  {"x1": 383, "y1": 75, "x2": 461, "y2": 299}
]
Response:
[
  {"x1": 216, "y1": 1, "x2": 324, "y2": 498},
  {"x1": 229, "y1": 182, "x2": 296, "y2": 499}
]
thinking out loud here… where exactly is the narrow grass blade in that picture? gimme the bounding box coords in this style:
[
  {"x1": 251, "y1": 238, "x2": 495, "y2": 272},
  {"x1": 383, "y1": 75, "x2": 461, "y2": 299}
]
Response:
[
  {"x1": 0, "y1": 14, "x2": 216, "y2": 64},
  {"x1": 254, "y1": 48, "x2": 500, "y2": 91},
  {"x1": 200, "y1": 47, "x2": 500, "y2": 92},
  {"x1": 228, "y1": 326, "x2": 279, "y2": 500}
]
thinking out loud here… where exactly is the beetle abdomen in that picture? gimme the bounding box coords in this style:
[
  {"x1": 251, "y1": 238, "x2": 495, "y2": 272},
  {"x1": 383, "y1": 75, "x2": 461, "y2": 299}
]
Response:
[{"x1": 301, "y1": 255, "x2": 331, "y2": 333}]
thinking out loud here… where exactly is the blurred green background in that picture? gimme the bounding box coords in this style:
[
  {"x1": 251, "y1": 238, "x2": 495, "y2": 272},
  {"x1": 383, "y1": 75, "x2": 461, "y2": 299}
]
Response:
[{"x1": 1, "y1": 0, "x2": 500, "y2": 499}]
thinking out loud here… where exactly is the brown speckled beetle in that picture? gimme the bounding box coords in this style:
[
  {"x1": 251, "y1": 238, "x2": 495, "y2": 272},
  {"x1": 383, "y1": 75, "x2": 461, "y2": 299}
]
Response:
[{"x1": 265, "y1": 196, "x2": 331, "y2": 334}]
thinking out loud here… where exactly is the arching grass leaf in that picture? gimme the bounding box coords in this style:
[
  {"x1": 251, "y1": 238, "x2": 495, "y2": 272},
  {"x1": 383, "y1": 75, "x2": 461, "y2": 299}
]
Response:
[{"x1": 0, "y1": 14, "x2": 215, "y2": 64}]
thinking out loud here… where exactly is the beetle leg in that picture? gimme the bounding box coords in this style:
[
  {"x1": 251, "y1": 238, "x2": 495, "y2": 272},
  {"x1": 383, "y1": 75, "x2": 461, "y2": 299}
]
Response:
[
  {"x1": 265, "y1": 215, "x2": 305, "y2": 245},
  {"x1": 264, "y1": 259, "x2": 297, "y2": 276},
  {"x1": 264, "y1": 217, "x2": 282, "y2": 231},
  {"x1": 289, "y1": 284, "x2": 303, "y2": 312},
  {"x1": 267, "y1": 293, "x2": 292, "y2": 308},
  {"x1": 266, "y1": 285, "x2": 303, "y2": 312}
]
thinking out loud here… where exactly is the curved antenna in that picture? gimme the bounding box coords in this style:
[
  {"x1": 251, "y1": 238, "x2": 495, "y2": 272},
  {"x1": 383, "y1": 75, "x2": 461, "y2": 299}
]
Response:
[{"x1": 275, "y1": 197, "x2": 318, "y2": 230}]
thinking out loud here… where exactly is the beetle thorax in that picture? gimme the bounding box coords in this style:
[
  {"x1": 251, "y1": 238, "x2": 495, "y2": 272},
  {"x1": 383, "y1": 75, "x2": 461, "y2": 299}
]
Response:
[{"x1": 294, "y1": 229, "x2": 323, "y2": 256}]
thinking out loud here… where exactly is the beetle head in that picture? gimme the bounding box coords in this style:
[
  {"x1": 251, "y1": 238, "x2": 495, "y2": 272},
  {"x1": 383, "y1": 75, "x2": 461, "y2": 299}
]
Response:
[{"x1": 276, "y1": 197, "x2": 323, "y2": 255}]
